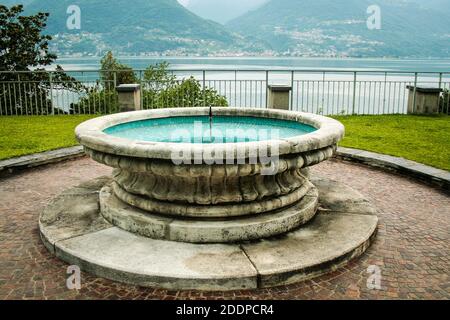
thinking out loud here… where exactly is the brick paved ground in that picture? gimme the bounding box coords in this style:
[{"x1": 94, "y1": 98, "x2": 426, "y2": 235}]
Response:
[{"x1": 0, "y1": 157, "x2": 448, "y2": 300}]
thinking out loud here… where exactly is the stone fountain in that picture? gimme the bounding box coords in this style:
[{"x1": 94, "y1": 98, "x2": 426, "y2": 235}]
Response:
[{"x1": 39, "y1": 107, "x2": 378, "y2": 290}]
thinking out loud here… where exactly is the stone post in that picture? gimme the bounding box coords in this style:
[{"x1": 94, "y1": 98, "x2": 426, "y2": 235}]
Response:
[
  {"x1": 267, "y1": 85, "x2": 292, "y2": 110},
  {"x1": 116, "y1": 84, "x2": 141, "y2": 112},
  {"x1": 406, "y1": 85, "x2": 442, "y2": 114}
]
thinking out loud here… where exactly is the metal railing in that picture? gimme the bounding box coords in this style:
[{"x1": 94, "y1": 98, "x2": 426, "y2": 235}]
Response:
[{"x1": 1, "y1": 69, "x2": 449, "y2": 116}]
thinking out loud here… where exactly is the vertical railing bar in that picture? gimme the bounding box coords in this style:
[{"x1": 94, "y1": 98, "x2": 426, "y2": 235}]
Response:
[
  {"x1": 239, "y1": 80, "x2": 242, "y2": 108},
  {"x1": 374, "y1": 81, "x2": 378, "y2": 115},
  {"x1": 343, "y1": 80, "x2": 346, "y2": 114},
  {"x1": 202, "y1": 70, "x2": 206, "y2": 107},
  {"x1": 337, "y1": 82, "x2": 341, "y2": 114},
  {"x1": 260, "y1": 80, "x2": 263, "y2": 108},
  {"x1": 372, "y1": 80, "x2": 376, "y2": 115},
  {"x1": 26, "y1": 81, "x2": 31, "y2": 115},
  {"x1": 379, "y1": 79, "x2": 382, "y2": 114},
  {"x1": 337, "y1": 80, "x2": 341, "y2": 115},
  {"x1": 382, "y1": 72, "x2": 387, "y2": 114},
  {"x1": 347, "y1": 80, "x2": 351, "y2": 115},
  {"x1": 322, "y1": 72, "x2": 326, "y2": 114},
  {"x1": 2, "y1": 84, "x2": 6, "y2": 115},
  {"x1": 17, "y1": 74, "x2": 23, "y2": 115},
  {"x1": 139, "y1": 70, "x2": 143, "y2": 110},
  {"x1": 326, "y1": 81, "x2": 330, "y2": 115},
  {"x1": 13, "y1": 80, "x2": 18, "y2": 115},
  {"x1": 392, "y1": 81, "x2": 396, "y2": 114},
  {"x1": 93, "y1": 80, "x2": 97, "y2": 115},
  {"x1": 317, "y1": 80, "x2": 320, "y2": 113},
  {"x1": 60, "y1": 81, "x2": 65, "y2": 115},
  {"x1": 446, "y1": 82, "x2": 450, "y2": 114},
  {"x1": 113, "y1": 72, "x2": 118, "y2": 113},
  {"x1": 25, "y1": 78, "x2": 30, "y2": 115},
  {"x1": 10, "y1": 82, "x2": 15, "y2": 115},
  {"x1": 304, "y1": 80, "x2": 308, "y2": 112},
  {"x1": 88, "y1": 81, "x2": 92, "y2": 115},
  {"x1": 249, "y1": 80, "x2": 252, "y2": 107},
  {"x1": 330, "y1": 81, "x2": 334, "y2": 114},
  {"x1": 49, "y1": 73, "x2": 54, "y2": 115},
  {"x1": 3, "y1": 83, "x2": 8, "y2": 115},
  {"x1": 0, "y1": 83, "x2": 3, "y2": 116},
  {"x1": 301, "y1": 81, "x2": 304, "y2": 111},
  {"x1": 436, "y1": 72, "x2": 442, "y2": 114},
  {"x1": 362, "y1": 81, "x2": 366, "y2": 114},
  {"x1": 107, "y1": 79, "x2": 111, "y2": 113},
  {"x1": 265, "y1": 71, "x2": 269, "y2": 108},
  {"x1": 290, "y1": 71, "x2": 294, "y2": 111},
  {"x1": 101, "y1": 79, "x2": 105, "y2": 115},
  {"x1": 358, "y1": 79, "x2": 362, "y2": 114},
  {"x1": 412, "y1": 72, "x2": 418, "y2": 113},
  {"x1": 24, "y1": 81, "x2": 29, "y2": 115},
  {"x1": 447, "y1": 83, "x2": 450, "y2": 114},
  {"x1": 385, "y1": 80, "x2": 389, "y2": 114},
  {"x1": 235, "y1": 78, "x2": 238, "y2": 108}
]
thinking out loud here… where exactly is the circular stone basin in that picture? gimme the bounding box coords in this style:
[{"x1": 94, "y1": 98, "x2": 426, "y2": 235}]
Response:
[
  {"x1": 76, "y1": 107, "x2": 345, "y2": 243},
  {"x1": 103, "y1": 116, "x2": 317, "y2": 143}
]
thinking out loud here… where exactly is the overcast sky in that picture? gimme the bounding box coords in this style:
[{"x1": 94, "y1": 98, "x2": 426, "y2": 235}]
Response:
[
  {"x1": 177, "y1": 0, "x2": 269, "y2": 24},
  {"x1": 178, "y1": 0, "x2": 189, "y2": 6}
]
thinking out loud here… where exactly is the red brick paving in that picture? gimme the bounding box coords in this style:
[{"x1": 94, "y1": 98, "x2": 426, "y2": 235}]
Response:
[{"x1": 0, "y1": 157, "x2": 449, "y2": 300}]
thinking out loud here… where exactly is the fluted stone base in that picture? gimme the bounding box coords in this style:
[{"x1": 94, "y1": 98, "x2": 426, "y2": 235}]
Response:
[
  {"x1": 99, "y1": 183, "x2": 319, "y2": 243},
  {"x1": 85, "y1": 144, "x2": 336, "y2": 219}
]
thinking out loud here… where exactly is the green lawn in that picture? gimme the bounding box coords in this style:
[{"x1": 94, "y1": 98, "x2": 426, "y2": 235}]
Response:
[
  {"x1": 0, "y1": 114, "x2": 449, "y2": 171},
  {"x1": 0, "y1": 115, "x2": 97, "y2": 160},
  {"x1": 333, "y1": 115, "x2": 450, "y2": 171}
]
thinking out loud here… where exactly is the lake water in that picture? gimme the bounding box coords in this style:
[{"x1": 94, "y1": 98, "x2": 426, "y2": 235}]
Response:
[
  {"x1": 104, "y1": 115, "x2": 316, "y2": 143},
  {"x1": 50, "y1": 57, "x2": 450, "y2": 115},
  {"x1": 56, "y1": 56, "x2": 450, "y2": 74}
]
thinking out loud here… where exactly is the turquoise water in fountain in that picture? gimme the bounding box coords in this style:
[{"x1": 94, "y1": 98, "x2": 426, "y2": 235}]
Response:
[{"x1": 104, "y1": 116, "x2": 316, "y2": 144}]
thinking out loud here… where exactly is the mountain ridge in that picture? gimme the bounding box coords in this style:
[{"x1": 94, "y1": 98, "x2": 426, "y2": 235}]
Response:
[
  {"x1": 185, "y1": 0, "x2": 268, "y2": 24},
  {"x1": 23, "y1": 0, "x2": 267, "y2": 55},
  {"x1": 227, "y1": 0, "x2": 450, "y2": 57},
  {"x1": 2, "y1": 0, "x2": 449, "y2": 57}
]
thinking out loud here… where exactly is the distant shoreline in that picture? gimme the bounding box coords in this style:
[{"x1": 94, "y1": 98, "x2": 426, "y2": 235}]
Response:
[
  {"x1": 53, "y1": 57, "x2": 450, "y2": 74},
  {"x1": 57, "y1": 56, "x2": 450, "y2": 61}
]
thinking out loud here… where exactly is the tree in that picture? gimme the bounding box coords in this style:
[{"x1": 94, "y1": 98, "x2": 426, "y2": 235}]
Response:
[
  {"x1": 142, "y1": 62, "x2": 228, "y2": 108},
  {"x1": 72, "y1": 54, "x2": 228, "y2": 114},
  {"x1": 0, "y1": 5, "x2": 81, "y2": 115},
  {"x1": 100, "y1": 51, "x2": 137, "y2": 88},
  {"x1": 0, "y1": 5, "x2": 55, "y2": 72},
  {"x1": 70, "y1": 51, "x2": 138, "y2": 114}
]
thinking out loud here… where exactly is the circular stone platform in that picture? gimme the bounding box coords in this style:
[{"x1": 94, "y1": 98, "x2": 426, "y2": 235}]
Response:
[{"x1": 39, "y1": 176, "x2": 378, "y2": 291}]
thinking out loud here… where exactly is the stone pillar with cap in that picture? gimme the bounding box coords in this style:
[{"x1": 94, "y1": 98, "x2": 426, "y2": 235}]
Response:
[
  {"x1": 406, "y1": 85, "x2": 443, "y2": 114},
  {"x1": 267, "y1": 85, "x2": 292, "y2": 110},
  {"x1": 116, "y1": 84, "x2": 141, "y2": 112}
]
